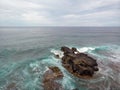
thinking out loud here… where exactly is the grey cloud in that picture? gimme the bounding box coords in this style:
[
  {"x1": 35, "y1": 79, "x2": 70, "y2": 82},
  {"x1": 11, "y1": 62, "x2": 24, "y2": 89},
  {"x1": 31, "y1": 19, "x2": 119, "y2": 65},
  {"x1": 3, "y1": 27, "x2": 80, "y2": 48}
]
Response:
[{"x1": 0, "y1": 0, "x2": 120, "y2": 26}]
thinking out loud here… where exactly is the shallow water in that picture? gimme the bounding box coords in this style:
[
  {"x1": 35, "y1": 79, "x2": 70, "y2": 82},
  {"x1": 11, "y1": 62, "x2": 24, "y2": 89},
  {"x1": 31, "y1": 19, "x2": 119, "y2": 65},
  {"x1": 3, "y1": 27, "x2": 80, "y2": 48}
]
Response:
[{"x1": 0, "y1": 27, "x2": 120, "y2": 90}]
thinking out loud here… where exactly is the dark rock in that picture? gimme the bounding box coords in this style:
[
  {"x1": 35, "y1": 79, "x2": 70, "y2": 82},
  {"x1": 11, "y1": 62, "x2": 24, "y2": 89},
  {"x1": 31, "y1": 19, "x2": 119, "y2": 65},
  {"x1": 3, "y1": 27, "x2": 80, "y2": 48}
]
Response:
[
  {"x1": 61, "y1": 46, "x2": 99, "y2": 79},
  {"x1": 55, "y1": 54, "x2": 60, "y2": 59},
  {"x1": 43, "y1": 66, "x2": 64, "y2": 90},
  {"x1": 7, "y1": 82, "x2": 17, "y2": 90},
  {"x1": 71, "y1": 47, "x2": 77, "y2": 52},
  {"x1": 61, "y1": 46, "x2": 74, "y2": 54}
]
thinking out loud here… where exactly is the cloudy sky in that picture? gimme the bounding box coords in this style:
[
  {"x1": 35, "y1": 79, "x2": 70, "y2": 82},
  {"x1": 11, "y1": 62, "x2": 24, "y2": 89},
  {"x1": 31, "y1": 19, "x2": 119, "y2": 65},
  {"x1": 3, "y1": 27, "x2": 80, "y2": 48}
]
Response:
[{"x1": 0, "y1": 0, "x2": 120, "y2": 26}]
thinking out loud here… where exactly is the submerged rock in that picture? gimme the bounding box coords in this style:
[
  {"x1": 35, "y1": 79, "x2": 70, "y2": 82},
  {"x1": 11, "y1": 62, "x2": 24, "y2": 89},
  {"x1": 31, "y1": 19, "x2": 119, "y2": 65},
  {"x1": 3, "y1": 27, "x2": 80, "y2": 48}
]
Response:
[
  {"x1": 43, "y1": 66, "x2": 64, "y2": 90},
  {"x1": 61, "y1": 46, "x2": 99, "y2": 79},
  {"x1": 6, "y1": 82, "x2": 17, "y2": 90}
]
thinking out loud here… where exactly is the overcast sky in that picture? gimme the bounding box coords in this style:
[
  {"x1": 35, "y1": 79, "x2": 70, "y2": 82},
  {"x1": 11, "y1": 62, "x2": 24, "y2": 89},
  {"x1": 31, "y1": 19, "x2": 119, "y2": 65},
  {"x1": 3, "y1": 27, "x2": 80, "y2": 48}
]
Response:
[{"x1": 0, "y1": 0, "x2": 120, "y2": 26}]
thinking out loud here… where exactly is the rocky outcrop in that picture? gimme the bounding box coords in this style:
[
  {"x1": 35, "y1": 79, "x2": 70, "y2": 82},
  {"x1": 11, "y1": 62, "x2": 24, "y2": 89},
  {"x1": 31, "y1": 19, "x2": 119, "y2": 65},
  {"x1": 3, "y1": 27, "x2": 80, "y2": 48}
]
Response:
[
  {"x1": 43, "y1": 66, "x2": 64, "y2": 90},
  {"x1": 43, "y1": 46, "x2": 99, "y2": 89},
  {"x1": 61, "y1": 46, "x2": 99, "y2": 79}
]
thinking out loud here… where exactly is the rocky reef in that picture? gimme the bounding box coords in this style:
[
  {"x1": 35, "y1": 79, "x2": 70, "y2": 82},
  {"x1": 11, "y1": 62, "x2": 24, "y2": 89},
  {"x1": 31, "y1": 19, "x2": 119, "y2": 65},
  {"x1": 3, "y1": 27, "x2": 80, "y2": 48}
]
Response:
[
  {"x1": 61, "y1": 46, "x2": 99, "y2": 79},
  {"x1": 43, "y1": 66, "x2": 64, "y2": 90}
]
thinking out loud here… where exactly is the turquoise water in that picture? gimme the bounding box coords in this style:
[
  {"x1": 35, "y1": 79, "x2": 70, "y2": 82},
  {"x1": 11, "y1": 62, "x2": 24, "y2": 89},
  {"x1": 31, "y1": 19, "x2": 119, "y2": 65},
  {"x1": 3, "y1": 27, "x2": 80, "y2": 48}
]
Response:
[{"x1": 0, "y1": 27, "x2": 120, "y2": 90}]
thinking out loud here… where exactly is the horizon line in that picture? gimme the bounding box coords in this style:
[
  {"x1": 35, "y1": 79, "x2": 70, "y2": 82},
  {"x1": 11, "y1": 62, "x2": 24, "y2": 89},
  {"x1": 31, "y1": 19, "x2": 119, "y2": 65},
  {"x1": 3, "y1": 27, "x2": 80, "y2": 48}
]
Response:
[{"x1": 0, "y1": 26, "x2": 120, "y2": 28}]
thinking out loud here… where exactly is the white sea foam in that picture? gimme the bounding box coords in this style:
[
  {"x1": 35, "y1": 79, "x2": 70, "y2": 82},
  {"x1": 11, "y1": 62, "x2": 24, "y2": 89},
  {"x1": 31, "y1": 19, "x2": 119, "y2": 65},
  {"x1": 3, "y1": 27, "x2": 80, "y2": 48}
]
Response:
[
  {"x1": 77, "y1": 47, "x2": 95, "y2": 53},
  {"x1": 51, "y1": 49, "x2": 64, "y2": 58},
  {"x1": 43, "y1": 66, "x2": 49, "y2": 73}
]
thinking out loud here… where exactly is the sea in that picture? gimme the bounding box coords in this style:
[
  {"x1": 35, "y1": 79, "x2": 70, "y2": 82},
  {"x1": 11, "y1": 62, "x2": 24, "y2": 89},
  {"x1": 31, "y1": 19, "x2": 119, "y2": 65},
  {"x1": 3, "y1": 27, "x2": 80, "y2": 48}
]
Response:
[{"x1": 0, "y1": 27, "x2": 120, "y2": 90}]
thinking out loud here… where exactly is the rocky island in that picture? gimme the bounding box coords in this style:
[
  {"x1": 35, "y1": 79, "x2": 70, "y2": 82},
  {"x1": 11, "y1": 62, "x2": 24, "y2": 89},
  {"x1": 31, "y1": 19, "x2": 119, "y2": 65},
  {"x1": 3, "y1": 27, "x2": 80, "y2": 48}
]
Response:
[
  {"x1": 43, "y1": 46, "x2": 99, "y2": 90},
  {"x1": 61, "y1": 46, "x2": 99, "y2": 79}
]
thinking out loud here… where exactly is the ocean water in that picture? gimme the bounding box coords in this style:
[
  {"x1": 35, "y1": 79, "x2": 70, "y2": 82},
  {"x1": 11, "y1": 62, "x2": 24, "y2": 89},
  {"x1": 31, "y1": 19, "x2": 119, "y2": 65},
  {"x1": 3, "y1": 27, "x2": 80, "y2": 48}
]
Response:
[{"x1": 0, "y1": 27, "x2": 120, "y2": 90}]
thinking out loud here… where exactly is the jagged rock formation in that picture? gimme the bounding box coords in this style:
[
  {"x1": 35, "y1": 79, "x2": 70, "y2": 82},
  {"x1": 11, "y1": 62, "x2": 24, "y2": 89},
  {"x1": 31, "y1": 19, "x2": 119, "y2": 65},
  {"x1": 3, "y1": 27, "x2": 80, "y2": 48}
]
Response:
[
  {"x1": 61, "y1": 46, "x2": 99, "y2": 79},
  {"x1": 43, "y1": 66, "x2": 64, "y2": 90}
]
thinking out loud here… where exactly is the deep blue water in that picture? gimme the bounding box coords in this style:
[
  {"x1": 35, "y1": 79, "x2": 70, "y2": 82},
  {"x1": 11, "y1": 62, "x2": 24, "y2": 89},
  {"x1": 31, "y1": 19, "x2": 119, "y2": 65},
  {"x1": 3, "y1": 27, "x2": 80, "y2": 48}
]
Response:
[{"x1": 0, "y1": 27, "x2": 120, "y2": 90}]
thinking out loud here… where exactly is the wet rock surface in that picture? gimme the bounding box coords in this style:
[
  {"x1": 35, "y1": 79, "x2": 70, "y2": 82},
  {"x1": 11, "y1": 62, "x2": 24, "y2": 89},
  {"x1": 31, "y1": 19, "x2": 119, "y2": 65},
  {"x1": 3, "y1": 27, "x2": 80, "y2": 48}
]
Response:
[
  {"x1": 43, "y1": 66, "x2": 64, "y2": 90},
  {"x1": 61, "y1": 46, "x2": 99, "y2": 79}
]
